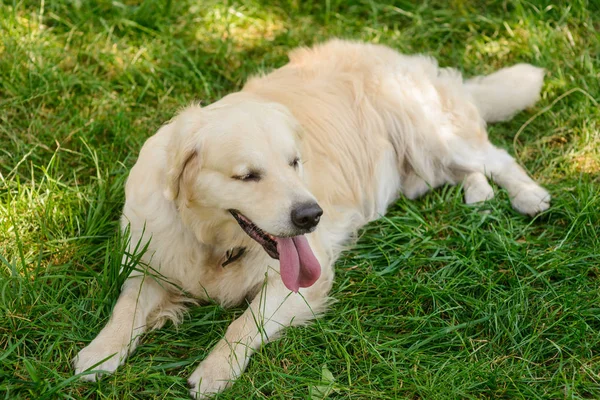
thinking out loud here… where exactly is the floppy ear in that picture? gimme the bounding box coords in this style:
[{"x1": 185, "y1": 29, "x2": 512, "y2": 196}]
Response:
[
  {"x1": 267, "y1": 102, "x2": 303, "y2": 139},
  {"x1": 163, "y1": 105, "x2": 204, "y2": 201},
  {"x1": 164, "y1": 147, "x2": 198, "y2": 201}
]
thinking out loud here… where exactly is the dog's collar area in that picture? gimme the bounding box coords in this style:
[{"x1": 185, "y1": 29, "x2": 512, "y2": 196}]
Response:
[{"x1": 222, "y1": 247, "x2": 246, "y2": 267}]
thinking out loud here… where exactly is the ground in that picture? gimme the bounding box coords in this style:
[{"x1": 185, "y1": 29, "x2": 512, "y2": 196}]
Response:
[{"x1": 1, "y1": 1, "x2": 599, "y2": 399}]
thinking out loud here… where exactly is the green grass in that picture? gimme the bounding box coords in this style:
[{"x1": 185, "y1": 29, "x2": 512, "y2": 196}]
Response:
[{"x1": 1, "y1": 0, "x2": 599, "y2": 398}]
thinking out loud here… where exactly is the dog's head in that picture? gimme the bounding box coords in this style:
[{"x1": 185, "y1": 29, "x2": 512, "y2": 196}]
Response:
[{"x1": 163, "y1": 94, "x2": 321, "y2": 292}]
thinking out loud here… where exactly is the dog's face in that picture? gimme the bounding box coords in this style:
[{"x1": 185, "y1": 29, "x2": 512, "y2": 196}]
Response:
[
  {"x1": 165, "y1": 96, "x2": 321, "y2": 240},
  {"x1": 163, "y1": 97, "x2": 323, "y2": 292}
]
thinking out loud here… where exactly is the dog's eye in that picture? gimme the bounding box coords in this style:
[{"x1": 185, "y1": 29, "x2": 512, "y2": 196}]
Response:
[
  {"x1": 233, "y1": 171, "x2": 261, "y2": 182},
  {"x1": 289, "y1": 157, "x2": 300, "y2": 169}
]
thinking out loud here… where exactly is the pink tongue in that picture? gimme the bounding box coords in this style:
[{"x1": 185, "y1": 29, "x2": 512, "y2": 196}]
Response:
[{"x1": 276, "y1": 236, "x2": 321, "y2": 293}]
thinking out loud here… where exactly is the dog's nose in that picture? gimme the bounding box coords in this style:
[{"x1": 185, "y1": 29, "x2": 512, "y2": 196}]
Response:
[{"x1": 291, "y1": 202, "x2": 323, "y2": 230}]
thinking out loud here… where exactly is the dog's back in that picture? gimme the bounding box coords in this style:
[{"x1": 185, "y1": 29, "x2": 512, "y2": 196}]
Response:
[{"x1": 243, "y1": 39, "x2": 546, "y2": 254}]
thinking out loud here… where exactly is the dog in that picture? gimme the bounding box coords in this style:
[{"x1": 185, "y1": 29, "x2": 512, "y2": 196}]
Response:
[{"x1": 73, "y1": 39, "x2": 550, "y2": 398}]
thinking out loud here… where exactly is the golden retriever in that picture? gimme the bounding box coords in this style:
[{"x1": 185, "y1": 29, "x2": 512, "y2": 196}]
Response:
[{"x1": 74, "y1": 39, "x2": 550, "y2": 398}]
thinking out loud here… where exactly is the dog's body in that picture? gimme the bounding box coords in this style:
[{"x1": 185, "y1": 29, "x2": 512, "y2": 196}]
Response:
[{"x1": 74, "y1": 40, "x2": 550, "y2": 398}]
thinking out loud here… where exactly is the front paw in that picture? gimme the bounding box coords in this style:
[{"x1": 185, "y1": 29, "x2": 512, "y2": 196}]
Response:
[
  {"x1": 73, "y1": 340, "x2": 127, "y2": 382},
  {"x1": 188, "y1": 356, "x2": 241, "y2": 399}
]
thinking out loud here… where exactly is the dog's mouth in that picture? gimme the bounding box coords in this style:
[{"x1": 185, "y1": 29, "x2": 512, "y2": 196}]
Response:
[
  {"x1": 229, "y1": 210, "x2": 279, "y2": 259},
  {"x1": 229, "y1": 210, "x2": 321, "y2": 293}
]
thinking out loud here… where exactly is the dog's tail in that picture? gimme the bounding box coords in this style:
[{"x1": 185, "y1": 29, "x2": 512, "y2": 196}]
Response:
[{"x1": 465, "y1": 64, "x2": 545, "y2": 123}]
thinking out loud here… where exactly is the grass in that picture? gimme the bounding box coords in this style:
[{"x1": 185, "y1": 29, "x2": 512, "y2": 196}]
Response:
[{"x1": 1, "y1": 0, "x2": 599, "y2": 398}]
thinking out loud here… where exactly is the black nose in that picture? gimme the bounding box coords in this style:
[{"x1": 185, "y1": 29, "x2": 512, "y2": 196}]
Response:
[{"x1": 291, "y1": 202, "x2": 323, "y2": 230}]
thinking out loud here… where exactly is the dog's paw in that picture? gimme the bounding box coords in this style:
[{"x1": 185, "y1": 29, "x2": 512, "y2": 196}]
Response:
[
  {"x1": 402, "y1": 174, "x2": 431, "y2": 200},
  {"x1": 188, "y1": 356, "x2": 240, "y2": 399},
  {"x1": 464, "y1": 181, "x2": 495, "y2": 204},
  {"x1": 73, "y1": 341, "x2": 126, "y2": 382},
  {"x1": 510, "y1": 184, "x2": 551, "y2": 216}
]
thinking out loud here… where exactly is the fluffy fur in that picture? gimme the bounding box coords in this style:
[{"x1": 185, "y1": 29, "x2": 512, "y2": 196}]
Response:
[{"x1": 73, "y1": 39, "x2": 550, "y2": 398}]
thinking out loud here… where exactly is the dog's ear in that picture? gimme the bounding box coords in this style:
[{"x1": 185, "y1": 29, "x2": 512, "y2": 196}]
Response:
[
  {"x1": 164, "y1": 147, "x2": 198, "y2": 201},
  {"x1": 267, "y1": 102, "x2": 303, "y2": 139},
  {"x1": 163, "y1": 105, "x2": 203, "y2": 201}
]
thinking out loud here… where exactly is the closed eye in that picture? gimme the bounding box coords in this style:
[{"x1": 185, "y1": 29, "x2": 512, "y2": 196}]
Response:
[
  {"x1": 289, "y1": 157, "x2": 300, "y2": 169},
  {"x1": 232, "y1": 171, "x2": 262, "y2": 182}
]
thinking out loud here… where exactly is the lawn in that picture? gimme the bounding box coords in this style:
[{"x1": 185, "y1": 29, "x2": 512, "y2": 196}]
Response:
[{"x1": 1, "y1": 0, "x2": 599, "y2": 399}]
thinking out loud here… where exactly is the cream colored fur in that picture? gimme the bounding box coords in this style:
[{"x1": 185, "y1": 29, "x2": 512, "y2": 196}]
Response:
[{"x1": 73, "y1": 39, "x2": 550, "y2": 398}]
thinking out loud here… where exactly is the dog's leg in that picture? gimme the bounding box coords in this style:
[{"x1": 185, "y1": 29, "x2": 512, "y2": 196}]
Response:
[
  {"x1": 73, "y1": 275, "x2": 168, "y2": 381},
  {"x1": 402, "y1": 171, "x2": 431, "y2": 200},
  {"x1": 481, "y1": 145, "x2": 550, "y2": 215},
  {"x1": 463, "y1": 171, "x2": 495, "y2": 204},
  {"x1": 188, "y1": 278, "x2": 327, "y2": 399}
]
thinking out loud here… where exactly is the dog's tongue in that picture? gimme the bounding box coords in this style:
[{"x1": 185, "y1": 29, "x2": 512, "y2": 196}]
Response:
[{"x1": 276, "y1": 236, "x2": 321, "y2": 292}]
